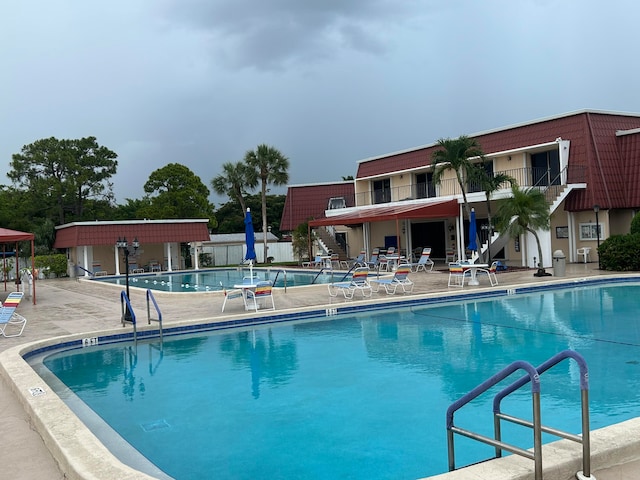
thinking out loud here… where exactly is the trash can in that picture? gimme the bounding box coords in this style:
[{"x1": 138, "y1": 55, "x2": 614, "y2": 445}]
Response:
[{"x1": 553, "y1": 250, "x2": 566, "y2": 277}]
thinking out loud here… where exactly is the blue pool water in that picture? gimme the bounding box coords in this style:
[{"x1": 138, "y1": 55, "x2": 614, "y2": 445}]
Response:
[
  {"x1": 92, "y1": 268, "x2": 340, "y2": 292},
  {"x1": 36, "y1": 282, "x2": 640, "y2": 479}
]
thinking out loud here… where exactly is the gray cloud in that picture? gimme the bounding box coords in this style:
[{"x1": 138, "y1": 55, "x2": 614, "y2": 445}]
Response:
[{"x1": 1, "y1": 0, "x2": 640, "y2": 207}]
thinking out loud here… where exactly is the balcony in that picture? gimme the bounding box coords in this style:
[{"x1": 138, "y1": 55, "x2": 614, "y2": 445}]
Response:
[{"x1": 355, "y1": 165, "x2": 586, "y2": 207}]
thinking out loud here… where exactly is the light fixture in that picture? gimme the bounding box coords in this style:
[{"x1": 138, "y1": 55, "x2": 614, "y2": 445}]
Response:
[{"x1": 116, "y1": 236, "x2": 140, "y2": 321}]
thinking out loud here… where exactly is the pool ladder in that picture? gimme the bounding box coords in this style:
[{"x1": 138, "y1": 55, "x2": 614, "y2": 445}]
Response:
[
  {"x1": 446, "y1": 350, "x2": 595, "y2": 480},
  {"x1": 120, "y1": 289, "x2": 164, "y2": 343}
]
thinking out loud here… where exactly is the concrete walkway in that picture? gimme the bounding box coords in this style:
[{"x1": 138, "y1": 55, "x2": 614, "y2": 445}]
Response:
[{"x1": 1, "y1": 263, "x2": 638, "y2": 479}]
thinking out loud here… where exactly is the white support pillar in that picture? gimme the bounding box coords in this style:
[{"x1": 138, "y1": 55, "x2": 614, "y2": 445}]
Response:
[
  {"x1": 114, "y1": 246, "x2": 121, "y2": 275},
  {"x1": 166, "y1": 243, "x2": 173, "y2": 272},
  {"x1": 83, "y1": 246, "x2": 90, "y2": 277},
  {"x1": 193, "y1": 243, "x2": 200, "y2": 270}
]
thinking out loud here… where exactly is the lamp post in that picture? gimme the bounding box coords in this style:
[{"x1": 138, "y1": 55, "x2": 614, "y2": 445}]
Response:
[
  {"x1": 116, "y1": 236, "x2": 139, "y2": 321},
  {"x1": 593, "y1": 205, "x2": 600, "y2": 269}
]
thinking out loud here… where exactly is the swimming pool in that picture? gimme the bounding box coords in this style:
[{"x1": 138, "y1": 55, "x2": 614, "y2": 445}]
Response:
[
  {"x1": 91, "y1": 267, "x2": 341, "y2": 292},
  {"x1": 29, "y1": 279, "x2": 640, "y2": 479}
]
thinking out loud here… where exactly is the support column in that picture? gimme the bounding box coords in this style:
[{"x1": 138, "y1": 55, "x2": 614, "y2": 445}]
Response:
[
  {"x1": 166, "y1": 243, "x2": 173, "y2": 272},
  {"x1": 114, "y1": 246, "x2": 121, "y2": 275},
  {"x1": 83, "y1": 246, "x2": 90, "y2": 277}
]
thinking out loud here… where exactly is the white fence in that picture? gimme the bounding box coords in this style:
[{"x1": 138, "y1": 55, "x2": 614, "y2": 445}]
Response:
[{"x1": 202, "y1": 242, "x2": 295, "y2": 266}]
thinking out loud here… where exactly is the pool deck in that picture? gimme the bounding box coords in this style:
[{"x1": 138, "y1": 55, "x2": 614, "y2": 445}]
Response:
[{"x1": 1, "y1": 262, "x2": 639, "y2": 480}]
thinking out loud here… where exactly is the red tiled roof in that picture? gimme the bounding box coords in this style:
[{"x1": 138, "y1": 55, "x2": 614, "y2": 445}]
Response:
[
  {"x1": 53, "y1": 220, "x2": 210, "y2": 248},
  {"x1": 618, "y1": 129, "x2": 640, "y2": 206},
  {"x1": 308, "y1": 199, "x2": 459, "y2": 227},
  {"x1": 356, "y1": 111, "x2": 640, "y2": 211},
  {"x1": 280, "y1": 182, "x2": 355, "y2": 231}
]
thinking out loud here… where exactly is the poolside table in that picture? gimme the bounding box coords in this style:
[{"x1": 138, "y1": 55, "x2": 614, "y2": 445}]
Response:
[{"x1": 461, "y1": 263, "x2": 489, "y2": 286}]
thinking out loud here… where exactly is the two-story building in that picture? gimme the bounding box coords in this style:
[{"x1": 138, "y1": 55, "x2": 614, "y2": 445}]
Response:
[{"x1": 304, "y1": 110, "x2": 640, "y2": 268}]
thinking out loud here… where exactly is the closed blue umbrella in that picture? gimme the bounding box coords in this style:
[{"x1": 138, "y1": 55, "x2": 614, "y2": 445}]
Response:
[
  {"x1": 245, "y1": 208, "x2": 257, "y2": 279},
  {"x1": 467, "y1": 208, "x2": 477, "y2": 257}
]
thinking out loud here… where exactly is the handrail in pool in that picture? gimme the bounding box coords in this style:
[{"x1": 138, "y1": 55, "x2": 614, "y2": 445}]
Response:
[
  {"x1": 146, "y1": 289, "x2": 163, "y2": 342},
  {"x1": 271, "y1": 269, "x2": 288, "y2": 292},
  {"x1": 446, "y1": 350, "x2": 595, "y2": 480}
]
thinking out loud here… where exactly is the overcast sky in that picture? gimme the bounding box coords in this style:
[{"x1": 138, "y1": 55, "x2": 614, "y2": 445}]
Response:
[{"x1": 2, "y1": 0, "x2": 639, "y2": 206}]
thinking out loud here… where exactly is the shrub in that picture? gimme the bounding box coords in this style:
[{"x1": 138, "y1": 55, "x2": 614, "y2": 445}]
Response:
[
  {"x1": 598, "y1": 233, "x2": 640, "y2": 271},
  {"x1": 34, "y1": 254, "x2": 68, "y2": 278},
  {"x1": 630, "y1": 212, "x2": 640, "y2": 235}
]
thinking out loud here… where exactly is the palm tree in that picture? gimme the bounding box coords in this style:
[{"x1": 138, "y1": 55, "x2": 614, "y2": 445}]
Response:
[
  {"x1": 432, "y1": 136, "x2": 484, "y2": 258},
  {"x1": 494, "y1": 185, "x2": 551, "y2": 276},
  {"x1": 245, "y1": 144, "x2": 290, "y2": 263},
  {"x1": 211, "y1": 161, "x2": 255, "y2": 216},
  {"x1": 470, "y1": 162, "x2": 516, "y2": 261}
]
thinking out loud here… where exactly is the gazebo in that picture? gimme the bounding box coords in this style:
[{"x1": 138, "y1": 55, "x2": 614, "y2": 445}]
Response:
[{"x1": 0, "y1": 228, "x2": 36, "y2": 304}]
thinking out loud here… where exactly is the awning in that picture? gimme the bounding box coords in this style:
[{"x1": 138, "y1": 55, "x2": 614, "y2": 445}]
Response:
[{"x1": 308, "y1": 199, "x2": 459, "y2": 227}]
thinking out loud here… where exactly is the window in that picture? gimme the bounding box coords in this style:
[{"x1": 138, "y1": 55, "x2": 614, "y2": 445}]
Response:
[
  {"x1": 415, "y1": 173, "x2": 435, "y2": 198},
  {"x1": 579, "y1": 223, "x2": 602, "y2": 240},
  {"x1": 327, "y1": 197, "x2": 346, "y2": 209},
  {"x1": 531, "y1": 149, "x2": 560, "y2": 186},
  {"x1": 372, "y1": 179, "x2": 391, "y2": 204},
  {"x1": 467, "y1": 162, "x2": 494, "y2": 193}
]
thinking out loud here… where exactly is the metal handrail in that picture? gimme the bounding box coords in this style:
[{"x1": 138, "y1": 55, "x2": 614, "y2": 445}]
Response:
[
  {"x1": 493, "y1": 350, "x2": 593, "y2": 479},
  {"x1": 271, "y1": 269, "x2": 288, "y2": 292},
  {"x1": 120, "y1": 290, "x2": 137, "y2": 342},
  {"x1": 146, "y1": 289, "x2": 163, "y2": 342},
  {"x1": 446, "y1": 360, "x2": 542, "y2": 476},
  {"x1": 446, "y1": 350, "x2": 595, "y2": 480}
]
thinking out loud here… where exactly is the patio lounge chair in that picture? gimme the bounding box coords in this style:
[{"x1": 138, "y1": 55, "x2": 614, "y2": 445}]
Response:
[
  {"x1": 341, "y1": 250, "x2": 367, "y2": 269},
  {"x1": 221, "y1": 287, "x2": 246, "y2": 312},
  {"x1": 365, "y1": 249, "x2": 380, "y2": 270},
  {"x1": 371, "y1": 264, "x2": 414, "y2": 295},
  {"x1": 0, "y1": 292, "x2": 26, "y2": 337},
  {"x1": 327, "y1": 267, "x2": 372, "y2": 299},
  {"x1": 246, "y1": 281, "x2": 276, "y2": 311},
  {"x1": 411, "y1": 247, "x2": 434, "y2": 272}
]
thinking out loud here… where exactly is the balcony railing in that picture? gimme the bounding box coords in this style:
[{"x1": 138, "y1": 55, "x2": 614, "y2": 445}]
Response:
[{"x1": 354, "y1": 165, "x2": 585, "y2": 207}]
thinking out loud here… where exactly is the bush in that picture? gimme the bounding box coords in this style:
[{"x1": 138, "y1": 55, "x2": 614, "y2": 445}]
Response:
[
  {"x1": 598, "y1": 233, "x2": 640, "y2": 271},
  {"x1": 631, "y1": 212, "x2": 640, "y2": 235},
  {"x1": 34, "y1": 254, "x2": 68, "y2": 278}
]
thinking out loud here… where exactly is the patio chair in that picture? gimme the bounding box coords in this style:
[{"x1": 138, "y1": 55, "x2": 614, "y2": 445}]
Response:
[
  {"x1": 577, "y1": 247, "x2": 591, "y2": 263},
  {"x1": 411, "y1": 247, "x2": 434, "y2": 272},
  {"x1": 365, "y1": 248, "x2": 380, "y2": 270},
  {"x1": 0, "y1": 292, "x2": 27, "y2": 337},
  {"x1": 477, "y1": 261, "x2": 499, "y2": 286},
  {"x1": 246, "y1": 281, "x2": 276, "y2": 311},
  {"x1": 221, "y1": 287, "x2": 246, "y2": 312},
  {"x1": 378, "y1": 246, "x2": 396, "y2": 272},
  {"x1": 341, "y1": 250, "x2": 367, "y2": 269},
  {"x1": 370, "y1": 264, "x2": 414, "y2": 295},
  {"x1": 302, "y1": 255, "x2": 323, "y2": 268},
  {"x1": 327, "y1": 267, "x2": 372, "y2": 299},
  {"x1": 448, "y1": 262, "x2": 471, "y2": 288}
]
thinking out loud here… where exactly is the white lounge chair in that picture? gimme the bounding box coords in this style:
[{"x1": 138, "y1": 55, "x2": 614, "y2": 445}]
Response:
[
  {"x1": 371, "y1": 264, "x2": 414, "y2": 294},
  {"x1": 411, "y1": 247, "x2": 434, "y2": 272},
  {"x1": 327, "y1": 267, "x2": 372, "y2": 299},
  {"x1": 0, "y1": 292, "x2": 27, "y2": 337}
]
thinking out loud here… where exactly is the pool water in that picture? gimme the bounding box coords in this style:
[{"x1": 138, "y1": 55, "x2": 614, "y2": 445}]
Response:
[
  {"x1": 92, "y1": 268, "x2": 341, "y2": 292},
  {"x1": 39, "y1": 283, "x2": 640, "y2": 479}
]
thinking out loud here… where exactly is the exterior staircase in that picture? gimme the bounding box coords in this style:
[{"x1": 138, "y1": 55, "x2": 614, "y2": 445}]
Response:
[{"x1": 315, "y1": 227, "x2": 348, "y2": 261}]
